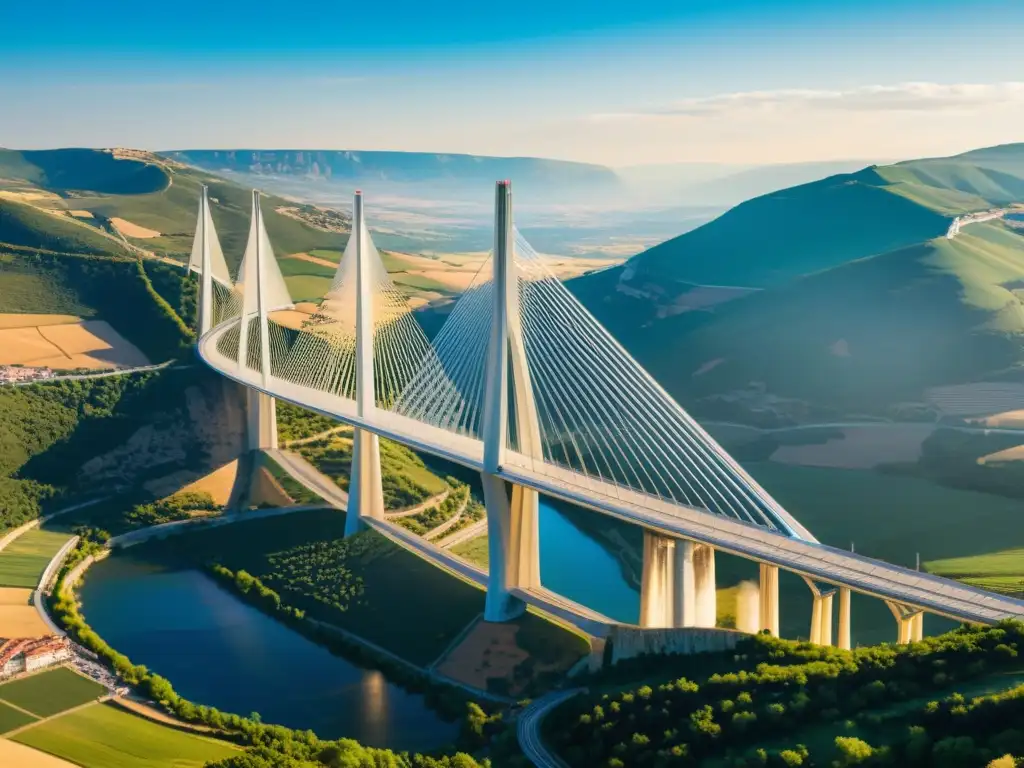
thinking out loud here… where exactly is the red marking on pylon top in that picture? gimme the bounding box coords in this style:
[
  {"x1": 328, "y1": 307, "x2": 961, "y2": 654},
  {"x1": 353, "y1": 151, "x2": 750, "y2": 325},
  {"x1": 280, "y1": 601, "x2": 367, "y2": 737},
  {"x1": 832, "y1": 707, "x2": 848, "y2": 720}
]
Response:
[{"x1": 355, "y1": 189, "x2": 362, "y2": 195}]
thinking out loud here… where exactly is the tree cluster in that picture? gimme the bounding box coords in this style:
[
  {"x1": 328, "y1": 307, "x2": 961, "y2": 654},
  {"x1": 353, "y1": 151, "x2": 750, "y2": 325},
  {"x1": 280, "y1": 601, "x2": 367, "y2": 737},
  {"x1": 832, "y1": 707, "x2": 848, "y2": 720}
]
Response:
[{"x1": 549, "y1": 623, "x2": 1024, "y2": 767}]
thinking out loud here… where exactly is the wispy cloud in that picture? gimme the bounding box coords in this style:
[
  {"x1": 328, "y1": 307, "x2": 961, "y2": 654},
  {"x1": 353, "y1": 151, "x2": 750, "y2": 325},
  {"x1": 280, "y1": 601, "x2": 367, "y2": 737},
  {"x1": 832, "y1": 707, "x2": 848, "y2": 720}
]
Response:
[{"x1": 592, "y1": 82, "x2": 1024, "y2": 121}]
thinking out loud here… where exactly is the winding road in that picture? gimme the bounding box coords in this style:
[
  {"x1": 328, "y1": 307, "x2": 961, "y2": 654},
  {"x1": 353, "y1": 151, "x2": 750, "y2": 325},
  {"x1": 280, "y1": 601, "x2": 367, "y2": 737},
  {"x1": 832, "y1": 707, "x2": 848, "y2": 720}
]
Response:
[{"x1": 517, "y1": 688, "x2": 584, "y2": 768}]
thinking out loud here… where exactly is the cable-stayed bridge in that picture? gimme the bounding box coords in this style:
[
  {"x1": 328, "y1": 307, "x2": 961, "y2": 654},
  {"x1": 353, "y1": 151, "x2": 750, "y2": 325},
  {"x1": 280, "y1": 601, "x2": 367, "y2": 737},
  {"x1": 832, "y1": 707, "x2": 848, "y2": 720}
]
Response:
[{"x1": 191, "y1": 183, "x2": 1024, "y2": 647}]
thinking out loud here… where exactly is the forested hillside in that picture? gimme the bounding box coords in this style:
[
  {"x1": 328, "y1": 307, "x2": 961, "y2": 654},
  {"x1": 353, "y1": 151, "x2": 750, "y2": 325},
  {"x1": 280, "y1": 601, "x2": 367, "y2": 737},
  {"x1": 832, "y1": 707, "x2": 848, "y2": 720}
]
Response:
[{"x1": 0, "y1": 368, "x2": 230, "y2": 530}]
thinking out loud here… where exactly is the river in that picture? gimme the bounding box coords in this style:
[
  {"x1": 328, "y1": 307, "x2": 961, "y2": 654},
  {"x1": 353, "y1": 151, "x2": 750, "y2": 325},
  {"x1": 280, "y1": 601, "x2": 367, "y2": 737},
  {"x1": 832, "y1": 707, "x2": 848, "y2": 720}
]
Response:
[
  {"x1": 78, "y1": 555, "x2": 459, "y2": 752},
  {"x1": 79, "y1": 461, "x2": 1018, "y2": 746}
]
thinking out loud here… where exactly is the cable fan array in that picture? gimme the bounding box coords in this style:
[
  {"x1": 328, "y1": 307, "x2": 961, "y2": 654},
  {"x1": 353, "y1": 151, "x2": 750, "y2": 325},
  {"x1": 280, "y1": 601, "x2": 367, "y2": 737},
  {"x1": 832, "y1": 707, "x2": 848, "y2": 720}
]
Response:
[
  {"x1": 199, "y1": 189, "x2": 803, "y2": 535},
  {"x1": 207, "y1": 198, "x2": 432, "y2": 409},
  {"x1": 273, "y1": 218, "x2": 433, "y2": 406},
  {"x1": 513, "y1": 230, "x2": 798, "y2": 533},
  {"x1": 392, "y1": 257, "x2": 495, "y2": 435},
  {"x1": 395, "y1": 227, "x2": 801, "y2": 534}
]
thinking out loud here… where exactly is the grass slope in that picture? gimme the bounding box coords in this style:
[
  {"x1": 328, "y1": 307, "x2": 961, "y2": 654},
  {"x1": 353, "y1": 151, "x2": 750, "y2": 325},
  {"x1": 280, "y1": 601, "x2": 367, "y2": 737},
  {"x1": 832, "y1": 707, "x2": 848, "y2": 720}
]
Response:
[
  {"x1": 625, "y1": 167, "x2": 950, "y2": 289},
  {"x1": 0, "y1": 200, "x2": 124, "y2": 257},
  {"x1": 0, "y1": 668, "x2": 104, "y2": 718},
  {"x1": 12, "y1": 702, "x2": 237, "y2": 768},
  {"x1": 0, "y1": 250, "x2": 192, "y2": 361},
  {"x1": 0, "y1": 528, "x2": 73, "y2": 588},
  {"x1": 635, "y1": 222, "x2": 1024, "y2": 419},
  {"x1": 0, "y1": 700, "x2": 38, "y2": 734},
  {"x1": 0, "y1": 148, "x2": 345, "y2": 269}
]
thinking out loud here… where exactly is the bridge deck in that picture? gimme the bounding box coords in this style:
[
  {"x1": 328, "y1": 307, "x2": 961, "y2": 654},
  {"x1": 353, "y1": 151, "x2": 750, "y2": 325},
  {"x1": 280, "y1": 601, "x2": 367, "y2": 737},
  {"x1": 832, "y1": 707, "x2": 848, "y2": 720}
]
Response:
[{"x1": 201, "y1": 325, "x2": 1024, "y2": 627}]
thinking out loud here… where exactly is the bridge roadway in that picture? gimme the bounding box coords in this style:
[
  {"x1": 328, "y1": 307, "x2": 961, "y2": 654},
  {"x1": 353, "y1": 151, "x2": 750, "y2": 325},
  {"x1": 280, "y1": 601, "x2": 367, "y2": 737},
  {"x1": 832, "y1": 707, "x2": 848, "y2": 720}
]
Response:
[{"x1": 200, "y1": 323, "x2": 1024, "y2": 627}]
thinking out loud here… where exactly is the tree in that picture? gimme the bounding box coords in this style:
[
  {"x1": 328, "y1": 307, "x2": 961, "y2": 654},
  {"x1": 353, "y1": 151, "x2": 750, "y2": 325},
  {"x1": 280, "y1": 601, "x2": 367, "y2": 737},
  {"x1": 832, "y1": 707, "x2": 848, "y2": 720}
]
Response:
[{"x1": 834, "y1": 736, "x2": 874, "y2": 766}]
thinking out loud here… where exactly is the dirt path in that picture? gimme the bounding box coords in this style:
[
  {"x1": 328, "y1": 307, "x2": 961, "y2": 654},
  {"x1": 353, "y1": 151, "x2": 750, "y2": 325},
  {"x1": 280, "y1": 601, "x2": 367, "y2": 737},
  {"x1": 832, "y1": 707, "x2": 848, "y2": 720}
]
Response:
[
  {"x1": 3, "y1": 697, "x2": 109, "y2": 738},
  {"x1": 283, "y1": 426, "x2": 349, "y2": 448},
  {"x1": 111, "y1": 696, "x2": 221, "y2": 734},
  {"x1": 424, "y1": 495, "x2": 470, "y2": 541},
  {"x1": 437, "y1": 517, "x2": 488, "y2": 549},
  {"x1": 288, "y1": 252, "x2": 339, "y2": 270},
  {"x1": 384, "y1": 490, "x2": 450, "y2": 519}
]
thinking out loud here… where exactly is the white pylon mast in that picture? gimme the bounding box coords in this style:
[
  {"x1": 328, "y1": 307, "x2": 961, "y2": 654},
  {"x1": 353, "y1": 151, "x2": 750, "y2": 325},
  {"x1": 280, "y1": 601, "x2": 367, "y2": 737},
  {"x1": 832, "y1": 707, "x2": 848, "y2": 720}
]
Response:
[
  {"x1": 254, "y1": 191, "x2": 272, "y2": 386},
  {"x1": 354, "y1": 191, "x2": 374, "y2": 417},
  {"x1": 481, "y1": 181, "x2": 512, "y2": 472},
  {"x1": 345, "y1": 190, "x2": 385, "y2": 537},
  {"x1": 198, "y1": 186, "x2": 214, "y2": 336}
]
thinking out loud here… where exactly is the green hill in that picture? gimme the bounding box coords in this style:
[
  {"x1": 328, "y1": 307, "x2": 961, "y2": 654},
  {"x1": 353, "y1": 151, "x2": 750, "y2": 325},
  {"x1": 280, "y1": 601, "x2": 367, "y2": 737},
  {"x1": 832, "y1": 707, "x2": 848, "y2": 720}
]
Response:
[
  {"x1": 878, "y1": 144, "x2": 1024, "y2": 213},
  {"x1": 0, "y1": 148, "x2": 346, "y2": 266},
  {"x1": 619, "y1": 168, "x2": 950, "y2": 291},
  {"x1": 0, "y1": 148, "x2": 170, "y2": 195},
  {"x1": 568, "y1": 143, "x2": 1024, "y2": 422},
  {"x1": 0, "y1": 198, "x2": 126, "y2": 256},
  {"x1": 633, "y1": 222, "x2": 1024, "y2": 421},
  {"x1": 593, "y1": 145, "x2": 1024, "y2": 308}
]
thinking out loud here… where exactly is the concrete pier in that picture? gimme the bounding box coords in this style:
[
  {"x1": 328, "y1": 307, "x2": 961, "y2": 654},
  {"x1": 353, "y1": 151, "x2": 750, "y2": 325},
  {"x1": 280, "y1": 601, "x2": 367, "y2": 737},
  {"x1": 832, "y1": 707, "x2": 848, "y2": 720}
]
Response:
[
  {"x1": 805, "y1": 578, "x2": 835, "y2": 645},
  {"x1": 344, "y1": 191, "x2": 387, "y2": 538},
  {"x1": 759, "y1": 563, "x2": 780, "y2": 636},
  {"x1": 246, "y1": 389, "x2": 278, "y2": 451},
  {"x1": 639, "y1": 534, "x2": 716, "y2": 629},
  {"x1": 838, "y1": 587, "x2": 852, "y2": 650},
  {"x1": 887, "y1": 602, "x2": 924, "y2": 644}
]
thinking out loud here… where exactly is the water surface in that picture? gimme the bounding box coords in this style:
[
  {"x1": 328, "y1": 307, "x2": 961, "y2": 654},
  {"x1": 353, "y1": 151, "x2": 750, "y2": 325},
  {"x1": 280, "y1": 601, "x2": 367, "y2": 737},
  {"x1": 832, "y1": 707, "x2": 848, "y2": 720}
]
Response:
[{"x1": 79, "y1": 555, "x2": 458, "y2": 751}]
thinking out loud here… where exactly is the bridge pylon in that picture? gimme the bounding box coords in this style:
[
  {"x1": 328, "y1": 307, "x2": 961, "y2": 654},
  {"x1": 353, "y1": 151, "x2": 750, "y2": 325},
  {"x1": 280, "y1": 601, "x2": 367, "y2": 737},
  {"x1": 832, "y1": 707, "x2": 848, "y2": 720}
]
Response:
[
  {"x1": 481, "y1": 181, "x2": 543, "y2": 622},
  {"x1": 345, "y1": 191, "x2": 386, "y2": 537}
]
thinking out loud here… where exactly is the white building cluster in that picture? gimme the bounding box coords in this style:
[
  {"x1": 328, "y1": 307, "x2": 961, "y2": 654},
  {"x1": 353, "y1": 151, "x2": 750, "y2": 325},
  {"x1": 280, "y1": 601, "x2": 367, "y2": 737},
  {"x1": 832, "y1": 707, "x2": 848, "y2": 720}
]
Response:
[{"x1": 0, "y1": 635, "x2": 72, "y2": 679}]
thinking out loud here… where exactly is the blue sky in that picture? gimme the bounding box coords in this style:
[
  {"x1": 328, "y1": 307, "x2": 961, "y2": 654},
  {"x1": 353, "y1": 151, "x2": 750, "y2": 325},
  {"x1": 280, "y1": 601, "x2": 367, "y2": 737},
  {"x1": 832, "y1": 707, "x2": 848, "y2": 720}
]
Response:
[{"x1": 2, "y1": 0, "x2": 1022, "y2": 165}]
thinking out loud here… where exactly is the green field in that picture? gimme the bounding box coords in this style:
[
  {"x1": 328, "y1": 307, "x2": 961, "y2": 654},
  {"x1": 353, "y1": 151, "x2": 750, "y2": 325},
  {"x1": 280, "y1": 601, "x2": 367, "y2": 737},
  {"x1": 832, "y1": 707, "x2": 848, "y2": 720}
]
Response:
[
  {"x1": 391, "y1": 272, "x2": 451, "y2": 292},
  {"x1": 12, "y1": 702, "x2": 238, "y2": 768},
  {"x1": 0, "y1": 250, "x2": 193, "y2": 363},
  {"x1": 926, "y1": 547, "x2": 1024, "y2": 595},
  {"x1": 308, "y1": 248, "x2": 343, "y2": 262},
  {"x1": 452, "y1": 534, "x2": 489, "y2": 567},
  {"x1": 0, "y1": 199, "x2": 126, "y2": 257},
  {"x1": 278, "y1": 257, "x2": 336, "y2": 279},
  {"x1": 0, "y1": 700, "x2": 38, "y2": 734},
  {"x1": 0, "y1": 528, "x2": 73, "y2": 588},
  {"x1": 283, "y1": 274, "x2": 333, "y2": 302},
  {"x1": 0, "y1": 149, "x2": 343, "y2": 265},
  {"x1": 0, "y1": 667, "x2": 105, "y2": 718}
]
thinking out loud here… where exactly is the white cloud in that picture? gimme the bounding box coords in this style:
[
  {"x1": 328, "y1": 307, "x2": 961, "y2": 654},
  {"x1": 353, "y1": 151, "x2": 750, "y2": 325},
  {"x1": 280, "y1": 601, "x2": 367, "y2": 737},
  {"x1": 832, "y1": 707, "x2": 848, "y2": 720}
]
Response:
[{"x1": 592, "y1": 82, "x2": 1024, "y2": 121}]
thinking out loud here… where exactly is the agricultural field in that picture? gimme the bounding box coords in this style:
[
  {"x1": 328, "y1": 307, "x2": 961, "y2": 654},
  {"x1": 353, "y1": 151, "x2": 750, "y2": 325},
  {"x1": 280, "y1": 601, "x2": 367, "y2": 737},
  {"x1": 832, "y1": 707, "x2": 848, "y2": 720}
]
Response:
[
  {"x1": 451, "y1": 534, "x2": 489, "y2": 567},
  {"x1": 0, "y1": 700, "x2": 38, "y2": 734},
  {"x1": 0, "y1": 587, "x2": 51, "y2": 638},
  {"x1": 0, "y1": 738, "x2": 78, "y2": 766},
  {"x1": 11, "y1": 701, "x2": 238, "y2": 768},
  {"x1": 926, "y1": 547, "x2": 1024, "y2": 596},
  {"x1": 0, "y1": 528, "x2": 73, "y2": 588},
  {"x1": 0, "y1": 667, "x2": 105, "y2": 718},
  {"x1": 0, "y1": 314, "x2": 150, "y2": 370}
]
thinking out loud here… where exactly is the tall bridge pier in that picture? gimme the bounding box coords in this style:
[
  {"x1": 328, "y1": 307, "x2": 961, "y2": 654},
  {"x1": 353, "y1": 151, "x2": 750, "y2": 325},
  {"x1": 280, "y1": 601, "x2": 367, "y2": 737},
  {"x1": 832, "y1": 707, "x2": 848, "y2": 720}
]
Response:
[
  {"x1": 481, "y1": 181, "x2": 542, "y2": 622},
  {"x1": 345, "y1": 191, "x2": 387, "y2": 537}
]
